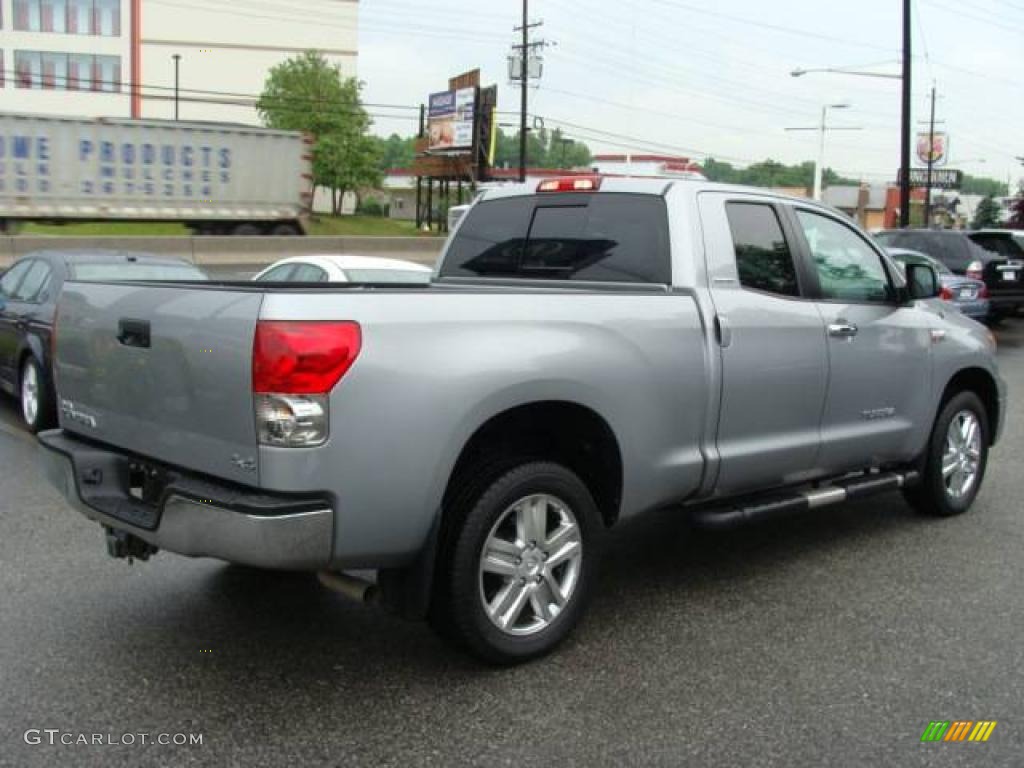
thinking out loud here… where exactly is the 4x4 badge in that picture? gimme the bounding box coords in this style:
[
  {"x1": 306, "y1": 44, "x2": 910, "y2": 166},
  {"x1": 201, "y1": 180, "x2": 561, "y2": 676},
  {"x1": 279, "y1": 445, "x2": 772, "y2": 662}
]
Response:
[{"x1": 231, "y1": 455, "x2": 256, "y2": 472}]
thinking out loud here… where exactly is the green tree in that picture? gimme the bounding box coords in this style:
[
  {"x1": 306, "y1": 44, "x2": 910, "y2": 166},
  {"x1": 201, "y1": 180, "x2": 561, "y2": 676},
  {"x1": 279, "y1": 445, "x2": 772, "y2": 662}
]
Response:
[
  {"x1": 375, "y1": 134, "x2": 417, "y2": 172},
  {"x1": 972, "y1": 196, "x2": 1002, "y2": 229},
  {"x1": 317, "y1": 133, "x2": 382, "y2": 215},
  {"x1": 1010, "y1": 183, "x2": 1024, "y2": 230},
  {"x1": 257, "y1": 51, "x2": 380, "y2": 212},
  {"x1": 960, "y1": 174, "x2": 1009, "y2": 198},
  {"x1": 491, "y1": 128, "x2": 592, "y2": 170},
  {"x1": 702, "y1": 158, "x2": 855, "y2": 190}
]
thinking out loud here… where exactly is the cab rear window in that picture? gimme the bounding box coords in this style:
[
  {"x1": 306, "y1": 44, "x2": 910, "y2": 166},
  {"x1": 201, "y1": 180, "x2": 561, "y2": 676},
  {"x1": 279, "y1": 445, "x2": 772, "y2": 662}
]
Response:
[{"x1": 440, "y1": 193, "x2": 671, "y2": 284}]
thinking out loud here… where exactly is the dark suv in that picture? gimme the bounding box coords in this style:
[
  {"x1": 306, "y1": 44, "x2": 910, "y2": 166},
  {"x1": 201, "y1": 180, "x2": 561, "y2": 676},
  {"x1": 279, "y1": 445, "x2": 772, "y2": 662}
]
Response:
[{"x1": 875, "y1": 229, "x2": 1023, "y2": 320}]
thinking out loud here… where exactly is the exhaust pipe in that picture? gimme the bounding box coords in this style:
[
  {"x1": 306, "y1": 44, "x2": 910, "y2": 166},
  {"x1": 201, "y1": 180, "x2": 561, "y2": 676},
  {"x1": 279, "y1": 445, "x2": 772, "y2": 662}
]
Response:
[{"x1": 318, "y1": 570, "x2": 378, "y2": 604}]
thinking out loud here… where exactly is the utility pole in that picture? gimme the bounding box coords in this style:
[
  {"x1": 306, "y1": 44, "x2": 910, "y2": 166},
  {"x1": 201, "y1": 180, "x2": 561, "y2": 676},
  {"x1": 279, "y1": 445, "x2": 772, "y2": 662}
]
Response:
[
  {"x1": 519, "y1": 0, "x2": 528, "y2": 183},
  {"x1": 512, "y1": 2, "x2": 544, "y2": 183},
  {"x1": 172, "y1": 54, "x2": 182, "y2": 121},
  {"x1": 923, "y1": 85, "x2": 937, "y2": 227},
  {"x1": 900, "y1": 0, "x2": 913, "y2": 227},
  {"x1": 785, "y1": 104, "x2": 859, "y2": 202}
]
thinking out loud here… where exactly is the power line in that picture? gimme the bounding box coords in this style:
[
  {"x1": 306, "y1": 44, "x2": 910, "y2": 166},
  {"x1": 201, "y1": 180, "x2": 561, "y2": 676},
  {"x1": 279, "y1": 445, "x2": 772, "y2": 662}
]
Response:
[
  {"x1": 148, "y1": 0, "x2": 509, "y2": 45},
  {"x1": 638, "y1": 0, "x2": 899, "y2": 53},
  {"x1": 920, "y1": 0, "x2": 1024, "y2": 34},
  {"x1": 12, "y1": 74, "x2": 421, "y2": 121}
]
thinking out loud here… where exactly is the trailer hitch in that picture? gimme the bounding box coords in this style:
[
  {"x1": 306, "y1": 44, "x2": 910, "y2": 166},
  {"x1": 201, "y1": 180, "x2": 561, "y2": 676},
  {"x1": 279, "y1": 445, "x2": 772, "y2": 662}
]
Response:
[{"x1": 104, "y1": 527, "x2": 159, "y2": 564}]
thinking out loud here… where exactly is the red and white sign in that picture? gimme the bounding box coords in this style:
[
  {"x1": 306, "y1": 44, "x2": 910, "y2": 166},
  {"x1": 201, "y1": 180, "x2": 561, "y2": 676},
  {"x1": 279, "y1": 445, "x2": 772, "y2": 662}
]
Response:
[{"x1": 916, "y1": 132, "x2": 949, "y2": 168}]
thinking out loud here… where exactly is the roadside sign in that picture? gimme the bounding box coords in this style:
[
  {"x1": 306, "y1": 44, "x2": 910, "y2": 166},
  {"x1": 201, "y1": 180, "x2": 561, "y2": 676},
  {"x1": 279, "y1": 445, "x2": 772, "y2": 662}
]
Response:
[
  {"x1": 897, "y1": 168, "x2": 963, "y2": 190},
  {"x1": 916, "y1": 132, "x2": 949, "y2": 167}
]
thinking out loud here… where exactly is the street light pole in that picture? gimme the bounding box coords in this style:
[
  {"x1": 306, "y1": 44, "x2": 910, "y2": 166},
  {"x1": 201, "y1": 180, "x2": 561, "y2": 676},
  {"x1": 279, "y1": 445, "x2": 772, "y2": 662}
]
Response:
[
  {"x1": 790, "y1": 63, "x2": 902, "y2": 207},
  {"x1": 900, "y1": 0, "x2": 913, "y2": 227},
  {"x1": 172, "y1": 54, "x2": 182, "y2": 121}
]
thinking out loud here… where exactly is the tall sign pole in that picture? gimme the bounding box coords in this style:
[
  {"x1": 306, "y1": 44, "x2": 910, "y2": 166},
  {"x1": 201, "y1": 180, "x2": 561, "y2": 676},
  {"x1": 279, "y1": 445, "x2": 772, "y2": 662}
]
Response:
[
  {"x1": 923, "y1": 85, "x2": 937, "y2": 227},
  {"x1": 899, "y1": 0, "x2": 913, "y2": 227}
]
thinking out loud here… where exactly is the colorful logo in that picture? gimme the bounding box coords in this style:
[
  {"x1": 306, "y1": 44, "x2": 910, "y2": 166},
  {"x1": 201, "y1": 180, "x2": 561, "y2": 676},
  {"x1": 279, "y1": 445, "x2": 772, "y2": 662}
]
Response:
[{"x1": 921, "y1": 721, "x2": 997, "y2": 743}]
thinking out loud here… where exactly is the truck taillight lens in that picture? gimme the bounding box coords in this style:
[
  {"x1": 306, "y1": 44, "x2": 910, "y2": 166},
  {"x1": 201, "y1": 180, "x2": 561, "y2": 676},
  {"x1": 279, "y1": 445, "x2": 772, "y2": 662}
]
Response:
[
  {"x1": 966, "y1": 261, "x2": 984, "y2": 280},
  {"x1": 979, "y1": 285, "x2": 989, "y2": 299},
  {"x1": 253, "y1": 321, "x2": 361, "y2": 448},
  {"x1": 939, "y1": 286, "x2": 954, "y2": 301},
  {"x1": 253, "y1": 321, "x2": 361, "y2": 394},
  {"x1": 256, "y1": 394, "x2": 329, "y2": 448}
]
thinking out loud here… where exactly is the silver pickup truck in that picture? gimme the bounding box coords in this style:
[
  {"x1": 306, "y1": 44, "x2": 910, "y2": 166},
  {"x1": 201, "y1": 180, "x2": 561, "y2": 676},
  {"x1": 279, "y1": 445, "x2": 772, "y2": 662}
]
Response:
[{"x1": 39, "y1": 178, "x2": 1006, "y2": 663}]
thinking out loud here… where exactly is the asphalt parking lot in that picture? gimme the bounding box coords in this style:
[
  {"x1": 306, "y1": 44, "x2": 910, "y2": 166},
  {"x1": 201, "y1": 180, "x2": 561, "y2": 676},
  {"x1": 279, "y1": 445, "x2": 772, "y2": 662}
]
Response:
[{"x1": 1, "y1": 321, "x2": 1022, "y2": 768}]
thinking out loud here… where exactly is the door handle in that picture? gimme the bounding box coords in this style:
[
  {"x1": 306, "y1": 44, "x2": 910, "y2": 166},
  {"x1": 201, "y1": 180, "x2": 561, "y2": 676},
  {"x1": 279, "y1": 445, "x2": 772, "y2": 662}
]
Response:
[
  {"x1": 715, "y1": 314, "x2": 733, "y2": 348},
  {"x1": 117, "y1": 319, "x2": 151, "y2": 349},
  {"x1": 828, "y1": 323, "x2": 859, "y2": 339}
]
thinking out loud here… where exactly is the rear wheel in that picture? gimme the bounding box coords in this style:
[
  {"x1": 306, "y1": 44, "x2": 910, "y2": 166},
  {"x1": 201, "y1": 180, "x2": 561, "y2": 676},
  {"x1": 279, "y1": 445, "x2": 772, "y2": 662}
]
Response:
[
  {"x1": 904, "y1": 391, "x2": 989, "y2": 517},
  {"x1": 232, "y1": 223, "x2": 263, "y2": 236},
  {"x1": 430, "y1": 461, "x2": 602, "y2": 665},
  {"x1": 19, "y1": 357, "x2": 55, "y2": 433}
]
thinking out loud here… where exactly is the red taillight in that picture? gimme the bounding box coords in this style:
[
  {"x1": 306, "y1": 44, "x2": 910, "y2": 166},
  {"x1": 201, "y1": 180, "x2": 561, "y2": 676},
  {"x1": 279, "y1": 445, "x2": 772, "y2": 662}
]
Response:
[
  {"x1": 966, "y1": 260, "x2": 984, "y2": 280},
  {"x1": 979, "y1": 285, "x2": 989, "y2": 299},
  {"x1": 537, "y1": 176, "x2": 602, "y2": 193},
  {"x1": 939, "y1": 286, "x2": 954, "y2": 301},
  {"x1": 253, "y1": 321, "x2": 361, "y2": 394}
]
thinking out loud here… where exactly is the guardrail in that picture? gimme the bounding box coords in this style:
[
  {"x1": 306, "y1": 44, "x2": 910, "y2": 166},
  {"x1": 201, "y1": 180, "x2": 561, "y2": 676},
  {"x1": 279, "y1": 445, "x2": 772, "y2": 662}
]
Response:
[{"x1": 0, "y1": 236, "x2": 445, "y2": 269}]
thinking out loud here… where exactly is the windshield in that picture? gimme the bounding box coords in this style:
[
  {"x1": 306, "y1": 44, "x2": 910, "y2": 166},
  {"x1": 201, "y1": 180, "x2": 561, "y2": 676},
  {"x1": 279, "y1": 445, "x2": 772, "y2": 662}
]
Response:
[{"x1": 72, "y1": 263, "x2": 209, "y2": 281}]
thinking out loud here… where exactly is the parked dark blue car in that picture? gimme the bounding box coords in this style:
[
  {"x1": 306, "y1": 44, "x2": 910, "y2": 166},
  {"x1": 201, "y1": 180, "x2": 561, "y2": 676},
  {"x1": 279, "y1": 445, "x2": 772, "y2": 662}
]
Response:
[
  {"x1": 887, "y1": 248, "x2": 990, "y2": 323},
  {"x1": 0, "y1": 250, "x2": 207, "y2": 432}
]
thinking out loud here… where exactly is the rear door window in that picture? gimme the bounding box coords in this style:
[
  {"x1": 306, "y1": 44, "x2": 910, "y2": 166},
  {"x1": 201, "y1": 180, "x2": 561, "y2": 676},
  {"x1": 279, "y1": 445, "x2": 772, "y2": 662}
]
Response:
[
  {"x1": 441, "y1": 193, "x2": 671, "y2": 284},
  {"x1": 725, "y1": 203, "x2": 801, "y2": 297}
]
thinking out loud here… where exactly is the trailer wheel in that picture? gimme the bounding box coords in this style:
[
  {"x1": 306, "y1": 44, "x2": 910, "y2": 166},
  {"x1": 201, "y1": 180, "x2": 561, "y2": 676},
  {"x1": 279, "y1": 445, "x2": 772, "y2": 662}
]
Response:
[
  {"x1": 271, "y1": 223, "x2": 301, "y2": 236},
  {"x1": 232, "y1": 223, "x2": 263, "y2": 236}
]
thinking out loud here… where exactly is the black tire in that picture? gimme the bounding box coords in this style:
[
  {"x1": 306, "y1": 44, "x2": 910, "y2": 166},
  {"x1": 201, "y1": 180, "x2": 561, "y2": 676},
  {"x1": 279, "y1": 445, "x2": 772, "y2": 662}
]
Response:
[
  {"x1": 19, "y1": 356, "x2": 56, "y2": 434},
  {"x1": 430, "y1": 461, "x2": 603, "y2": 665},
  {"x1": 904, "y1": 391, "x2": 989, "y2": 517},
  {"x1": 270, "y1": 223, "x2": 301, "y2": 236},
  {"x1": 232, "y1": 223, "x2": 263, "y2": 236}
]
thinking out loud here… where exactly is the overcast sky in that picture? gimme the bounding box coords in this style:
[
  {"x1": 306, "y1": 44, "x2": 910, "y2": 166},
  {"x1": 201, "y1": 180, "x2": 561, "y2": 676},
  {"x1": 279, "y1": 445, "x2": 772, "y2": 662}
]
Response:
[{"x1": 358, "y1": 0, "x2": 1023, "y2": 187}]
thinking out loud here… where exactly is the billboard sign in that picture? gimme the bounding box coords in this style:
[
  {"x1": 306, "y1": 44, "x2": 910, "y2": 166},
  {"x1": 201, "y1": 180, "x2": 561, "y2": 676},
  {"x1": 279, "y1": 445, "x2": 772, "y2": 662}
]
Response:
[
  {"x1": 897, "y1": 168, "x2": 963, "y2": 190},
  {"x1": 428, "y1": 87, "x2": 477, "y2": 153},
  {"x1": 916, "y1": 132, "x2": 949, "y2": 167}
]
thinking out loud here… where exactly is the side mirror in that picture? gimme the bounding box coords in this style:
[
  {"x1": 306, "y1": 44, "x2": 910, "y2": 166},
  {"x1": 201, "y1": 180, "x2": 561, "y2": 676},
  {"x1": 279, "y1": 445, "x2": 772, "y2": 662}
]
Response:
[{"x1": 906, "y1": 263, "x2": 940, "y2": 300}]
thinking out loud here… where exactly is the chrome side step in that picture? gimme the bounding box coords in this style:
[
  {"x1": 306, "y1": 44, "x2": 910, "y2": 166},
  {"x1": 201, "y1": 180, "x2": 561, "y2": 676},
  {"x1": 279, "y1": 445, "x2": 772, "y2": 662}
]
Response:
[{"x1": 691, "y1": 470, "x2": 920, "y2": 531}]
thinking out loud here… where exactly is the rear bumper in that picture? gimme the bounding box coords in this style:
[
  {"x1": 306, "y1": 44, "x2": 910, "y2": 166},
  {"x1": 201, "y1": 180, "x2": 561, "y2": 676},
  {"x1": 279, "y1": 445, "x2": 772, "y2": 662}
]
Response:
[
  {"x1": 38, "y1": 430, "x2": 334, "y2": 570},
  {"x1": 953, "y1": 298, "x2": 990, "y2": 321}
]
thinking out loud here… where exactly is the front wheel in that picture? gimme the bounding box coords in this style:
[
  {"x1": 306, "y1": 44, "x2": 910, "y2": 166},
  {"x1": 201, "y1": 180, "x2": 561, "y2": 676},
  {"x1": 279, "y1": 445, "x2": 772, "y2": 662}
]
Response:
[
  {"x1": 904, "y1": 391, "x2": 989, "y2": 517},
  {"x1": 430, "y1": 462, "x2": 603, "y2": 665}
]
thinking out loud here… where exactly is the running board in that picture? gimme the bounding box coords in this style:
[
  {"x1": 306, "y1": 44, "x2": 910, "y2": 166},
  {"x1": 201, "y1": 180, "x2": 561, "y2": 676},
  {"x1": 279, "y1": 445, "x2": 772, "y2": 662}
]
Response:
[{"x1": 690, "y1": 470, "x2": 921, "y2": 531}]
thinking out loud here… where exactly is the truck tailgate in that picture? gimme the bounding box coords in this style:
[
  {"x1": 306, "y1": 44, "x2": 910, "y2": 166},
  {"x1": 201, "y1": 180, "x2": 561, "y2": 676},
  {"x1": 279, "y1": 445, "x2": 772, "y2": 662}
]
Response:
[{"x1": 55, "y1": 283, "x2": 263, "y2": 485}]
